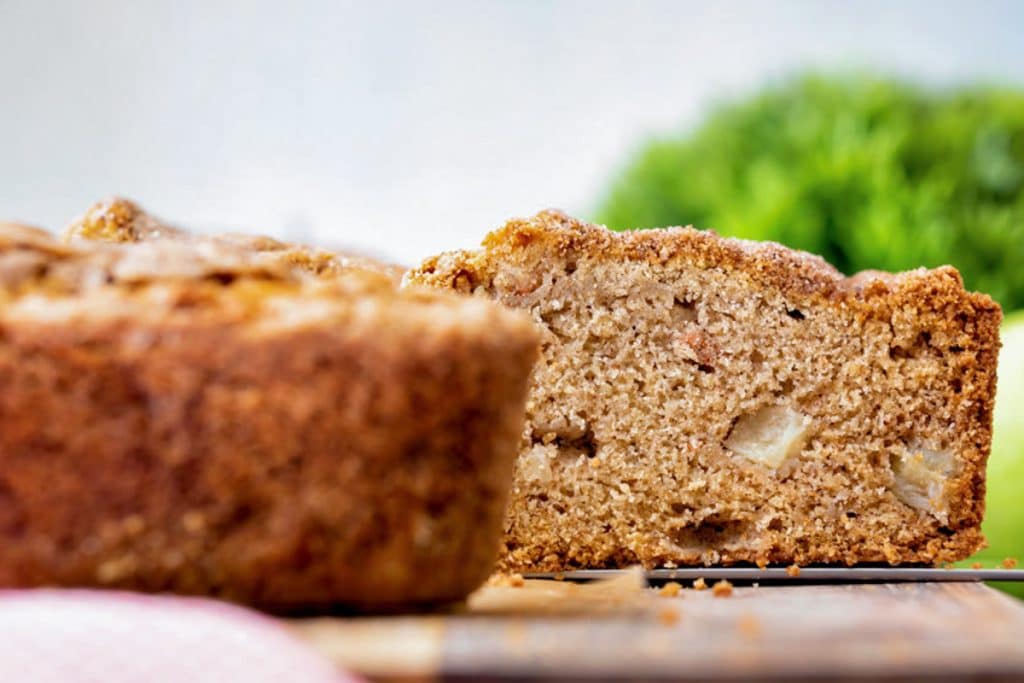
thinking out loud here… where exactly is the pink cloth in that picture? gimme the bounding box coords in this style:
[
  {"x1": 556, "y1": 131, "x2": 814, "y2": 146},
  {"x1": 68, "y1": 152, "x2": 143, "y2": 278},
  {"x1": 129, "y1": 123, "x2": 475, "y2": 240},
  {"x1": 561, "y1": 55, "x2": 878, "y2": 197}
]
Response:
[{"x1": 0, "y1": 590, "x2": 356, "y2": 683}]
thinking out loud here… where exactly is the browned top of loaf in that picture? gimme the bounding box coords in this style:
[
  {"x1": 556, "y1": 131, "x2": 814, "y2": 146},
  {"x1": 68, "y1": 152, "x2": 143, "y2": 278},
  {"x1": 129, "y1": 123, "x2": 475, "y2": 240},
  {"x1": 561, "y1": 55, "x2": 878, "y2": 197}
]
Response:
[
  {"x1": 0, "y1": 220, "x2": 539, "y2": 351},
  {"x1": 411, "y1": 209, "x2": 1002, "y2": 324},
  {"x1": 64, "y1": 197, "x2": 406, "y2": 282},
  {"x1": 1, "y1": 218, "x2": 319, "y2": 297}
]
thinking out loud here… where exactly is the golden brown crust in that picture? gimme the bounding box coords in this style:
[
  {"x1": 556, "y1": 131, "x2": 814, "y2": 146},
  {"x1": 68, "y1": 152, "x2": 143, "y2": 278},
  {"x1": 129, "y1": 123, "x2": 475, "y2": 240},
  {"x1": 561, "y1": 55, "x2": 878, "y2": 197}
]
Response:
[
  {"x1": 65, "y1": 197, "x2": 406, "y2": 284},
  {"x1": 0, "y1": 222, "x2": 540, "y2": 611},
  {"x1": 413, "y1": 209, "x2": 998, "y2": 313},
  {"x1": 408, "y1": 210, "x2": 1002, "y2": 570},
  {"x1": 65, "y1": 196, "x2": 188, "y2": 242}
]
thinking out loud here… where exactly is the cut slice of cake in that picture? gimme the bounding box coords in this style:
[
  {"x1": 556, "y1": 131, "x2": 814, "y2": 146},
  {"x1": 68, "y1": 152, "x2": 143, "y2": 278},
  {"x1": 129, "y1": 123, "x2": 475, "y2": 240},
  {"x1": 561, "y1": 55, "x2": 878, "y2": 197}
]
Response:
[{"x1": 407, "y1": 210, "x2": 1002, "y2": 570}]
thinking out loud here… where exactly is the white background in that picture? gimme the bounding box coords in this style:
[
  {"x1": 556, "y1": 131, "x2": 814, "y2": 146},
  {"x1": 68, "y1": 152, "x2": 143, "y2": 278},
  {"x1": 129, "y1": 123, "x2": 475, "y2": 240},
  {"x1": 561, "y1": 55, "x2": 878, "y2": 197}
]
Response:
[{"x1": 2, "y1": 0, "x2": 1023, "y2": 264}]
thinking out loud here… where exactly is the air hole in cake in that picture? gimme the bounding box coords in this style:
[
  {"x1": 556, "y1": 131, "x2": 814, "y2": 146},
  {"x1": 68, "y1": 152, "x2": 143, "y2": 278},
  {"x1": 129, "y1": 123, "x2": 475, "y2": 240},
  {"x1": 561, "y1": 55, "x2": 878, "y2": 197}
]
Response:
[
  {"x1": 671, "y1": 297, "x2": 699, "y2": 324},
  {"x1": 554, "y1": 427, "x2": 598, "y2": 460},
  {"x1": 209, "y1": 272, "x2": 237, "y2": 286},
  {"x1": 891, "y1": 331, "x2": 936, "y2": 360},
  {"x1": 452, "y1": 268, "x2": 476, "y2": 293},
  {"x1": 786, "y1": 308, "x2": 805, "y2": 320},
  {"x1": 671, "y1": 516, "x2": 748, "y2": 550},
  {"x1": 889, "y1": 345, "x2": 912, "y2": 360},
  {"x1": 670, "y1": 502, "x2": 693, "y2": 516},
  {"x1": 425, "y1": 498, "x2": 449, "y2": 517}
]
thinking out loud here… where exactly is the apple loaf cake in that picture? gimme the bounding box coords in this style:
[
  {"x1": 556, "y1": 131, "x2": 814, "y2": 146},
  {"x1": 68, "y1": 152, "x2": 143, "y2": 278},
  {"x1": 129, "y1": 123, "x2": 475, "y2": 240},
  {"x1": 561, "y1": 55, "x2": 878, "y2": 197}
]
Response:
[
  {"x1": 0, "y1": 221, "x2": 538, "y2": 611},
  {"x1": 407, "y1": 210, "x2": 1001, "y2": 570}
]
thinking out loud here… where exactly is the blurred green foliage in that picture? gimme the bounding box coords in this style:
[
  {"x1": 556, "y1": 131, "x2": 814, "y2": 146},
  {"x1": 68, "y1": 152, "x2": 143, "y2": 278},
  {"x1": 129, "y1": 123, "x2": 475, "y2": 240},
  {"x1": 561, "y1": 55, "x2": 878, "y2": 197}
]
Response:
[{"x1": 595, "y1": 75, "x2": 1024, "y2": 311}]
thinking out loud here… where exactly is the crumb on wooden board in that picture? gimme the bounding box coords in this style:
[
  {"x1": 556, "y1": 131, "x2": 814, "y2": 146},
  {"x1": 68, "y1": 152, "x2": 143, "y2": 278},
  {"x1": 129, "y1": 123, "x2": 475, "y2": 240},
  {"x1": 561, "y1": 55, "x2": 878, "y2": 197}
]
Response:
[
  {"x1": 658, "y1": 581, "x2": 683, "y2": 598},
  {"x1": 712, "y1": 580, "x2": 734, "y2": 598}
]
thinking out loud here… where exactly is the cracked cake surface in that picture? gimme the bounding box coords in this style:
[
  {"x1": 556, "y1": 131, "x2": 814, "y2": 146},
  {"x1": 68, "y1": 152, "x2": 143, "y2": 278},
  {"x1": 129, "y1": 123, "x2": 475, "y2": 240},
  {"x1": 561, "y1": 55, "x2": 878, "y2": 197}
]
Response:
[
  {"x1": 407, "y1": 210, "x2": 1001, "y2": 570},
  {"x1": 0, "y1": 218, "x2": 538, "y2": 611}
]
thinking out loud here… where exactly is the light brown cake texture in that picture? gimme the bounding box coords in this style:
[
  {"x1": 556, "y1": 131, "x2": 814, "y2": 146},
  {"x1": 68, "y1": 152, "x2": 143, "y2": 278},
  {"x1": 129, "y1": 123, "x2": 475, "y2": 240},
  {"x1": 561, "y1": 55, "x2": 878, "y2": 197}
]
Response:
[
  {"x1": 0, "y1": 222, "x2": 538, "y2": 612},
  {"x1": 407, "y1": 211, "x2": 1002, "y2": 571}
]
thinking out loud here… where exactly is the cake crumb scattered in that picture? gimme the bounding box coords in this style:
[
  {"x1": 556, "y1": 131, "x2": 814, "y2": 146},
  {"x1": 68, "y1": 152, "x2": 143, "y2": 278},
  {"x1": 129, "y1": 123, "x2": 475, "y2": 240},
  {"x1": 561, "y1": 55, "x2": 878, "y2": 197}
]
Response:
[
  {"x1": 786, "y1": 564, "x2": 801, "y2": 577},
  {"x1": 756, "y1": 558, "x2": 768, "y2": 570},
  {"x1": 712, "y1": 579, "x2": 733, "y2": 598},
  {"x1": 1003, "y1": 557, "x2": 1018, "y2": 570},
  {"x1": 658, "y1": 581, "x2": 683, "y2": 597},
  {"x1": 692, "y1": 577, "x2": 707, "y2": 591},
  {"x1": 971, "y1": 562, "x2": 984, "y2": 570},
  {"x1": 658, "y1": 607, "x2": 680, "y2": 625},
  {"x1": 486, "y1": 572, "x2": 525, "y2": 588}
]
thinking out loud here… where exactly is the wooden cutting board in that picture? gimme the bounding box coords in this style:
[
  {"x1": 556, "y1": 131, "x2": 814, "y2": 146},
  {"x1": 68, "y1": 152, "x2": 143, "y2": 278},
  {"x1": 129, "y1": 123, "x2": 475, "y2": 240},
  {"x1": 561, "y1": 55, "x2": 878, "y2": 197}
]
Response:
[{"x1": 290, "y1": 575, "x2": 1024, "y2": 682}]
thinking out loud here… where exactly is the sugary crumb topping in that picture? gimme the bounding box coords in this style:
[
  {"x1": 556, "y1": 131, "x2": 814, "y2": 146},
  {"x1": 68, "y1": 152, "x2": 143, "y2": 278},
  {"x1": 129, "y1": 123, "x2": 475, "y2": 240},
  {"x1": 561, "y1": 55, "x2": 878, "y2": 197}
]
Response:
[
  {"x1": 64, "y1": 197, "x2": 405, "y2": 282},
  {"x1": 0, "y1": 219, "x2": 492, "y2": 329}
]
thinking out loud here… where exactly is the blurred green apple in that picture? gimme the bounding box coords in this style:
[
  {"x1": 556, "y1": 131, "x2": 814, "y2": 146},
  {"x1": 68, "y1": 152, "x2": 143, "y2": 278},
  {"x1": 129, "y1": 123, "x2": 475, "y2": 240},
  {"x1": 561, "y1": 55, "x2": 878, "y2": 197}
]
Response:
[{"x1": 962, "y1": 310, "x2": 1024, "y2": 597}]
